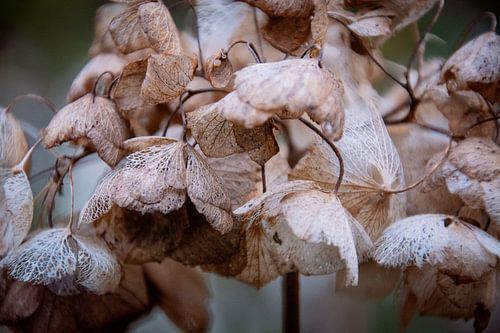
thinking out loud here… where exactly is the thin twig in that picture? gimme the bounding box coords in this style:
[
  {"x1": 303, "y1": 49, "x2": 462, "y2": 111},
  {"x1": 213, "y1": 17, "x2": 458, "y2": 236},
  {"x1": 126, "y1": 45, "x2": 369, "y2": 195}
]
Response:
[
  {"x1": 261, "y1": 165, "x2": 267, "y2": 193},
  {"x1": 226, "y1": 40, "x2": 262, "y2": 63},
  {"x1": 298, "y1": 118, "x2": 343, "y2": 194},
  {"x1": 452, "y1": 11, "x2": 497, "y2": 52},
  {"x1": 67, "y1": 161, "x2": 75, "y2": 232},
  {"x1": 5, "y1": 94, "x2": 57, "y2": 115},
  {"x1": 252, "y1": 7, "x2": 265, "y2": 62},
  {"x1": 13, "y1": 138, "x2": 42, "y2": 174}
]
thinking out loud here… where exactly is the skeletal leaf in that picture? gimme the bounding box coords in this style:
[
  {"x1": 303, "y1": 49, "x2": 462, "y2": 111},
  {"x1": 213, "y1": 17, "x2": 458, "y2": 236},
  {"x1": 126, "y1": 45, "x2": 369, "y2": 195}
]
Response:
[
  {"x1": 290, "y1": 109, "x2": 406, "y2": 239},
  {"x1": 424, "y1": 138, "x2": 500, "y2": 225},
  {"x1": 42, "y1": 93, "x2": 130, "y2": 166},
  {"x1": 141, "y1": 54, "x2": 197, "y2": 105},
  {"x1": 0, "y1": 169, "x2": 33, "y2": 257},
  {"x1": 109, "y1": 2, "x2": 150, "y2": 54},
  {"x1": 112, "y1": 58, "x2": 149, "y2": 113},
  {"x1": 187, "y1": 101, "x2": 279, "y2": 166},
  {"x1": 233, "y1": 59, "x2": 344, "y2": 139},
  {"x1": 80, "y1": 139, "x2": 233, "y2": 234},
  {"x1": 138, "y1": 1, "x2": 183, "y2": 55},
  {"x1": 374, "y1": 214, "x2": 500, "y2": 277},
  {"x1": 427, "y1": 85, "x2": 494, "y2": 138},
  {"x1": 388, "y1": 123, "x2": 462, "y2": 216},
  {"x1": 144, "y1": 258, "x2": 209, "y2": 333},
  {"x1": 441, "y1": 32, "x2": 500, "y2": 103},
  {"x1": 0, "y1": 265, "x2": 153, "y2": 333},
  {"x1": 67, "y1": 53, "x2": 126, "y2": 102},
  {"x1": 400, "y1": 266, "x2": 496, "y2": 330},
  {"x1": 204, "y1": 50, "x2": 233, "y2": 88},
  {"x1": 3, "y1": 228, "x2": 121, "y2": 295},
  {"x1": 0, "y1": 108, "x2": 28, "y2": 168}
]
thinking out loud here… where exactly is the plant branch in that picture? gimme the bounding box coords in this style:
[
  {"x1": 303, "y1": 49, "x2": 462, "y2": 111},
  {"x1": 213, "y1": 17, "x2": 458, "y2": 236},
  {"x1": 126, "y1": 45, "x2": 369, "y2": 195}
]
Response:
[
  {"x1": 452, "y1": 11, "x2": 497, "y2": 52},
  {"x1": 5, "y1": 94, "x2": 57, "y2": 115},
  {"x1": 226, "y1": 40, "x2": 263, "y2": 63},
  {"x1": 283, "y1": 272, "x2": 300, "y2": 333}
]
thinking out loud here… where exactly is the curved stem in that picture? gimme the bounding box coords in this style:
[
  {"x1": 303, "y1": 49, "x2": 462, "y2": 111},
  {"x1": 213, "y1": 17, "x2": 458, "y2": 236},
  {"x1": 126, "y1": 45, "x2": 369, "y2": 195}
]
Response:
[
  {"x1": 252, "y1": 7, "x2": 265, "y2": 62},
  {"x1": 5, "y1": 94, "x2": 57, "y2": 115},
  {"x1": 13, "y1": 138, "x2": 42, "y2": 174},
  {"x1": 67, "y1": 161, "x2": 75, "y2": 233},
  {"x1": 465, "y1": 116, "x2": 500, "y2": 138},
  {"x1": 226, "y1": 40, "x2": 262, "y2": 63},
  {"x1": 298, "y1": 118, "x2": 343, "y2": 194},
  {"x1": 385, "y1": 136, "x2": 452, "y2": 194},
  {"x1": 452, "y1": 11, "x2": 497, "y2": 52},
  {"x1": 92, "y1": 71, "x2": 115, "y2": 100}
]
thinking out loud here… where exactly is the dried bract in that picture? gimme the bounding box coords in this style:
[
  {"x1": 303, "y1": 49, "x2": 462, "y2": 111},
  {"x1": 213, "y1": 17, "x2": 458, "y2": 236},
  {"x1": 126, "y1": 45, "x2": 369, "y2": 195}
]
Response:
[
  {"x1": 204, "y1": 50, "x2": 233, "y2": 88},
  {"x1": 0, "y1": 109, "x2": 28, "y2": 168}
]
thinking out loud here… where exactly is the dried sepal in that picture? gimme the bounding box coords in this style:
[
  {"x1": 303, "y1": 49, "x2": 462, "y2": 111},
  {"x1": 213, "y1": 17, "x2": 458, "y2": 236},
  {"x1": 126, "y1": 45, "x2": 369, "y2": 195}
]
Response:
[
  {"x1": 42, "y1": 93, "x2": 130, "y2": 166},
  {"x1": 89, "y1": 3, "x2": 125, "y2": 56},
  {"x1": 232, "y1": 59, "x2": 344, "y2": 140},
  {"x1": 144, "y1": 258, "x2": 209, "y2": 333},
  {"x1": 112, "y1": 58, "x2": 149, "y2": 113},
  {"x1": 138, "y1": 1, "x2": 182, "y2": 55},
  {"x1": 109, "y1": 2, "x2": 150, "y2": 54},
  {"x1": 424, "y1": 137, "x2": 500, "y2": 225},
  {"x1": 0, "y1": 169, "x2": 33, "y2": 257},
  {"x1": 3, "y1": 228, "x2": 121, "y2": 295},
  {"x1": 0, "y1": 108, "x2": 28, "y2": 168},
  {"x1": 441, "y1": 31, "x2": 500, "y2": 103},
  {"x1": 0, "y1": 265, "x2": 153, "y2": 333},
  {"x1": 80, "y1": 139, "x2": 233, "y2": 234},
  {"x1": 374, "y1": 214, "x2": 500, "y2": 278},
  {"x1": 67, "y1": 53, "x2": 126, "y2": 102},
  {"x1": 186, "y1": 101, "x2": 279, "y2": 166},
  {"x1": 141, "y1": 54, "x2": 197, "y2": 105},
  {"x1": 290, "y1": 110, "x2": 406, "y2": 239},
  {"x1": 204, "y1": 50, "x2": 233, "y2": 88}
]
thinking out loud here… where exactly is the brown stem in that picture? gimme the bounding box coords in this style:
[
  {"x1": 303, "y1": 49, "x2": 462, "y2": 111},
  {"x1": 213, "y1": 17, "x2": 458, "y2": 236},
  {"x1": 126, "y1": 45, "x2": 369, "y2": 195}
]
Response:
[
  {"x1": 252, "y1": 7, "x2": 265, "y2": 62},
  {"x1": 226, "y1": 40, "x2": 262, "y2": 63},
  {"x1": 67, "y1": 161, "x2": 75, "y2": 233},
  {"x1": 298, "y1": 118, "x2": 343, "y2": 194},
  {"x1": 5, "y1": 94, "x2": 57, "y2": 115},
  {"x1": 283, "y1": 272, "x2": 300, "y2": 333},
  {"x1": 452, "y1": 11, "x2": 498, "y2": 52},
  {"x1": 12, "y1": 138, "x2": 42, "y2": 174},
  {"x1": 92, "y1": 71, "x2": 115, "y2": 99},
  {"x1": 261, "y1": 165, "x2": 267, "y2": 193}
]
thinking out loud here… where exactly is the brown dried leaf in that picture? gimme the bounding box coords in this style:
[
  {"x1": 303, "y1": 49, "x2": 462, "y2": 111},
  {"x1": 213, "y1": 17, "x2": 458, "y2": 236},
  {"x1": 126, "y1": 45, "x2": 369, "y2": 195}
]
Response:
[
  {"x1": 441, "y1": 32, "x2": 500, "y2": 103},
  {"x1": 0, "y1": 109, "x2": 28, "y2": 168},
  {"x1": 138, "y1": 1, "x2": 183, "y2": 55},
  {"x1": 144, "y1": 259, "x2": 209, "y2": 333},
  {"x1": 95, "y1": 206, "x2": 188, "y2": 264},
  {"x1": 0, "y1": 265, "x2": 153, "y2": 333},
  {"x1": 424, "y1": 137, "x2": 500, "y2": 225},
  {"x1": 112, "y1": 58, "x2": 149, "y2": 113},
  {"x1": 0, "y1": 169, "x2": 33, "y2": 258},
  {"x1": 141, "y1": 54, "x2": 197, "y2": 105},
  {"x1": 42, "y1": 94, "x2": 130, "y2": 166},
  {"x1": 109, "y1": 3, "x2": 150, "y2": 54},
  {"x1": 240, "y1": 0, "x2": 313, "y2": 17},
  {"x1": 262, "y1": 16, "x2": 311, "y2": 54},
  {"x1": 218, "y1": 91, "x2": 278, "y2": 129},
  {"x1": 67, "y1": 53, "x2": 126, "y2": 103},
  {"x1": 204, "y1": 50, "x2": 233, "y2": 88},
  {"x1": 187, "y1": 101, "x2": 279, "y2": 166}
]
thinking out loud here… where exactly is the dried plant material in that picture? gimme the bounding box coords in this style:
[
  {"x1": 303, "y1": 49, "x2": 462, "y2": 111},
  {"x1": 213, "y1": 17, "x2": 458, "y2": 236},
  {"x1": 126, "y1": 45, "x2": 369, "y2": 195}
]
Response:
[
  {"x1": 388, "y1": 123, "x2": 462, "y2": 216},
  {"x1": 0, "y1": 109, "x2": 28, "y2": 168},
  {"x1": 187, "y1": 101, "x2": 279, "y2": 166},
  {"x1": 211, "y1": 181, "x2": 372, "y2": 287},
  {"x1": 0, "y1": 276, "x2": 43, "y2": 323},
  {"x1": 80, "y1": 140, "x2": 233, "y2": 234},
  {"x1": 374, "y1": 214, "x2": 500, "y2": 277},
  {"x1": 424, "y1": 138, "x2": 500, "y2": 225},
  {"x1": 141, "y1": 54, "x2": 197, "y2": 105},
  {"x1": 204, "y1": 50, "x2": 233, "y2": 88},
  {"x1": 112, "y1": 58, "x2": 149, "y2": 113},
  {"x1": 42, "y1": 93, "x2": 130, "y2": 166},
  {"x1": 4, "y1": 228, "x2": 121, "y2": 295},
  {"x1": 240, "y1": 0, "x2": 313, "y2": 17},
  {"x1": 233, "y1": 59, "x2": 344, "y2": 139},
  {"x1": 109, "y1": 2, "x2": 150, "y2": 54},
  {"x1": 67, "y1": 53, "x2": 126, "y2": 102},
  {"x1": 89, "y1": 3, "x2": 125, "y2": 56},
  {"x1": 0, "y1": 265, "x2": 153, "y2": 333},
  {"x1": 400, "y1": 266, "x2": 496, "y2": 330},
  {"x1": 427, "y1": 85, "x2": 494, "y2": 138},
  {"x1": 441, "y1": 32, "x2": 500, "y2": 103},
  {"x1": 329, "y1": 8, "x2": 393, "y2": 38},
  {"x1": 207, "y1": 153, "x2": 261, "y2": 209},
  {"x1": 144, "y1": 258, "x2": 209, "y2": 333},
  {"x1": 138, "y1": 1, "x2": 182, "y2": 55},
  {"x1": 95, "y1": 207, "x2": 187, "y2": 264},
  {"x1": 262, "y1": 16, "x2": 311, "y2": 54},
  {"x1": 0, "y1": 169, "x2": 33, "y2": 258},
  {"x1": 290, "y1": 110, "x2": 406, "y2": 239}
]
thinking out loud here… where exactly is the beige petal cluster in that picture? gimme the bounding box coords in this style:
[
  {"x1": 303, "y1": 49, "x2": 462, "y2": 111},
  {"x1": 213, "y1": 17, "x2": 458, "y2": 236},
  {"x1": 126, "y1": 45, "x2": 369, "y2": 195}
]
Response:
[
  {"x1": 441, "y1": 31, "x2": 500, "y2": 103},
  {"x1": 3, "y1": 228, "x2": 121, "y2": 296},
  {"x1": 42, "y1": 93, "x2": 130, "y2": 166},
  {"x1": 207, "y1": 181, "x2": 372, "y2": 287},
  {"x1": 424, "y1": 137, "x2": 500, "y2": 225},
  {"x1": 217, "y1": 58, "x2": 344, "y2": 140},
  {"x1": 79, "y1": 137, "x2": 233, "y2": 234},
  {"x1": 187, "y1": 101, "x2": 279, "y2": 166},
  {"x1": 290, "y1": 109, "x2": 406, "y2": 239},
  {"x1": 0, "y1": 108, "x2": 28, "y2": 168}
]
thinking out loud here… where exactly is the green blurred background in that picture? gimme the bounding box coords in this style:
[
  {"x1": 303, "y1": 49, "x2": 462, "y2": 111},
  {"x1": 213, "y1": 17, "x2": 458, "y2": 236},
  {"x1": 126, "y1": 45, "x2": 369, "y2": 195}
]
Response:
[{"x1": 0, "y1": 1, "x2": 499, "y2": 332}]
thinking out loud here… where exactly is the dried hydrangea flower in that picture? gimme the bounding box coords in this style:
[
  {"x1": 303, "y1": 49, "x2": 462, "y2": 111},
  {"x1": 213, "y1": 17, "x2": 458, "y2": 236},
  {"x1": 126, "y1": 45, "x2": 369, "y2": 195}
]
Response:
[
  {"x1": 204, "y1": 50, "x2": 233, "y2": 88},
  {"x1": 0, "y1": 107, "x2": 28, "y2": 168}
]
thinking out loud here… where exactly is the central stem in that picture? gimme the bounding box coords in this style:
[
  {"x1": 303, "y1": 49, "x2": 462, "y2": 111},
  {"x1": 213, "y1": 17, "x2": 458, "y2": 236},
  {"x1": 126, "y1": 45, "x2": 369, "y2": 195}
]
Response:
[{"x1": 283, "y1": 272, "x2": 300, "y2": 333}]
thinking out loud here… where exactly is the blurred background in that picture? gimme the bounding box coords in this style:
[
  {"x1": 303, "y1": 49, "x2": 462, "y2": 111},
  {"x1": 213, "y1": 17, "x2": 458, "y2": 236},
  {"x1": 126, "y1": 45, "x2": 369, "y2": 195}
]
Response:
[{"x1": 0, "y1": 1, "x2": 499, "y2": 332}]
